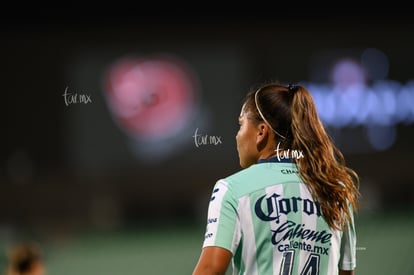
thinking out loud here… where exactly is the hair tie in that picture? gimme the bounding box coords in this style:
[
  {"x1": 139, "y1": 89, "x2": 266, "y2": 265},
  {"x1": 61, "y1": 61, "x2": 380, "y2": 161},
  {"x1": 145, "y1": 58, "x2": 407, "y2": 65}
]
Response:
[{"x1": 288, "y1": 83, "x2": 298, "y2": 93}]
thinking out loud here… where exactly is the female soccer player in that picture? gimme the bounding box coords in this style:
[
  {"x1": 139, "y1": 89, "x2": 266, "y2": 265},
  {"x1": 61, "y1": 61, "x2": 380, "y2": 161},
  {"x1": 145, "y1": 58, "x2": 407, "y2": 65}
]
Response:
[{"x1": 192, "y1": 82, "x2": 360, "y2": 275}]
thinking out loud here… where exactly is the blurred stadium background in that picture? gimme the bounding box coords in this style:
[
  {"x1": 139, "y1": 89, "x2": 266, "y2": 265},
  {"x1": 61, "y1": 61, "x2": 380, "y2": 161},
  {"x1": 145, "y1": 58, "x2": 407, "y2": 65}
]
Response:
[{"x1": 2, "y1": 9, "x2": 414, "y2": 274}]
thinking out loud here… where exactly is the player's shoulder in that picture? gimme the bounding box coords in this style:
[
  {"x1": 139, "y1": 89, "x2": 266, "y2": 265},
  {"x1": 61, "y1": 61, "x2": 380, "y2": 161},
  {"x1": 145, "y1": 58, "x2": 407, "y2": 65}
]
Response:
[
  {"x1": 217, "y1": 163, "x2": 286, "y2": 198},
  {"x1": 216, "y1": 160, "x2": 302, "y2": 199},
  {"x1": 222, "y1": 163, "x2": 271, "y2": 186}
]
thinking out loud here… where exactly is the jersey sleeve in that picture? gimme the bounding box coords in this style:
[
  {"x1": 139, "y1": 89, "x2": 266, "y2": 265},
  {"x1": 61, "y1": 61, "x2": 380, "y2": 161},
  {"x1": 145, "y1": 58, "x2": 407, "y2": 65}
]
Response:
[
  {"x1": 202, "y1": 179, "x2": 241, "y2": 254},
  {"x1": 338, "y1": 206, "x2": 357, "y2": 270}
]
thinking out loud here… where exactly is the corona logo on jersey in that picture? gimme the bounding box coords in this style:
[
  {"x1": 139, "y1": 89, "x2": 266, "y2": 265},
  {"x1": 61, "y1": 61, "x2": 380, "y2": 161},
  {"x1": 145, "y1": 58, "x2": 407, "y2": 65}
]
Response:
[
  {"x1": 254, "y1": 192, "x2": 322, "y2": 224},
  {"x1": 254, "y1": 192, "x2": 332, "y2": 248}
]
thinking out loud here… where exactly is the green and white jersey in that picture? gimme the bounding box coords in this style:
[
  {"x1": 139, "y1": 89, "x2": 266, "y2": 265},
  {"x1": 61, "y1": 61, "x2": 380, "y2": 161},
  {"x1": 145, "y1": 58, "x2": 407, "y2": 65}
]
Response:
[{"x1": 202, "y1": 157, "x2": 356, "y2": 275}]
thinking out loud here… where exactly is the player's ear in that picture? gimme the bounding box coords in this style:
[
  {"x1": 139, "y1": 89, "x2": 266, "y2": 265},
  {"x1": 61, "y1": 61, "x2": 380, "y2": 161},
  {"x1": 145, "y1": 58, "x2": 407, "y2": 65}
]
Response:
[{"x1": 256, "y1": 123, "x2": 269, "y2": 144}]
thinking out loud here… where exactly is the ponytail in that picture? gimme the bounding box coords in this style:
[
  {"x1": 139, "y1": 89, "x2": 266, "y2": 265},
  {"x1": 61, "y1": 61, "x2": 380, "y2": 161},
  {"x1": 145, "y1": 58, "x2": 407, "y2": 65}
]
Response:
[{"x1": 291, "y1": 86, "x2": 360, "y2": 230}]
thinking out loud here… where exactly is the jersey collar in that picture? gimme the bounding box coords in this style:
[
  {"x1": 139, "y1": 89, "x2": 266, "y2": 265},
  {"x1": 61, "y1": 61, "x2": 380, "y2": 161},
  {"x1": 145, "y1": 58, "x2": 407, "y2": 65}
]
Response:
[{"x1": 258, "y1": 156, "x2": 295, "y2": 164}]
